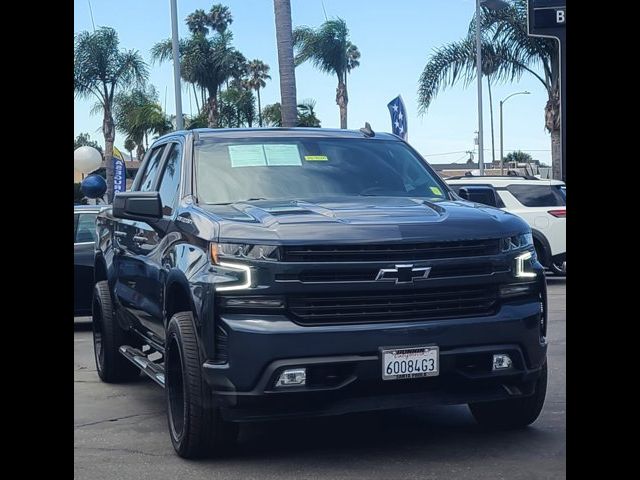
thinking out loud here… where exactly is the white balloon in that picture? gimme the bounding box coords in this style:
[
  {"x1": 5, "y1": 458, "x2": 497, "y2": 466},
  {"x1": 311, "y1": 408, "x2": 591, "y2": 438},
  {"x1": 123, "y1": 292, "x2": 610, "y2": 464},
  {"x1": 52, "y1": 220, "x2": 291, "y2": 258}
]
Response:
[{"x1": 74, "y1": 146, "x2": 103, "y2": 174}]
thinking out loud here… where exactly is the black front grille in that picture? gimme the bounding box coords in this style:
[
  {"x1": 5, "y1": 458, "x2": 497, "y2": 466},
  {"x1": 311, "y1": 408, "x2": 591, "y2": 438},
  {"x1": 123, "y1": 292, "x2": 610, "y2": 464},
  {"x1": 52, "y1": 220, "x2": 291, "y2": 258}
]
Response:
[
  {"x1": 282, "y1": 239, "x2": 500, "y2": 262},
  {"x1": 275, "y1": 263, "x2": 495, "y2": 283},
  {"x1": 287, "y1": 285, "x2": 499, "y2": 325}
]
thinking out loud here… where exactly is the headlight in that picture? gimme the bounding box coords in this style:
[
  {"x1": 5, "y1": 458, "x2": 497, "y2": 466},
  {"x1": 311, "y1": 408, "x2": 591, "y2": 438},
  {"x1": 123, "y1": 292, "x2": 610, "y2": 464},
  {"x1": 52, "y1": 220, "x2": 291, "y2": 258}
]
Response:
[
  {"x1": 215, "y1": 262, "x2": 252, "y2": 291},
  {"x1": 501, "y1": 232, "x2": 533, "y2": 252},
  {"x1": 210, "y1": 243, "x2": 280, "y2": 264},
  {"x1": 515, "y1": 251, "x2": 537, "y2": 278}
]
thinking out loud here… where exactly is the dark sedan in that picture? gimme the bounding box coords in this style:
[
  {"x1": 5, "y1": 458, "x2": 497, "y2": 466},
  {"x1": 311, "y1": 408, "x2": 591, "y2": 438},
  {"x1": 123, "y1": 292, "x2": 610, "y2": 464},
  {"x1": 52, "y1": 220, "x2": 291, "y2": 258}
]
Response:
[{"x1": 74, "y1": 205, "x2": 101, "y2": 316}]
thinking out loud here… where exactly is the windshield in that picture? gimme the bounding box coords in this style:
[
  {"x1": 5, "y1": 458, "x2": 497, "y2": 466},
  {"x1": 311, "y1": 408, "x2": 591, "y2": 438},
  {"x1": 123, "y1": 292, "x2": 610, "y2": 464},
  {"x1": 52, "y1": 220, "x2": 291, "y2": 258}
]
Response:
[{"x1": 195, "y1": 137, "x2": 450, "y2": 204}]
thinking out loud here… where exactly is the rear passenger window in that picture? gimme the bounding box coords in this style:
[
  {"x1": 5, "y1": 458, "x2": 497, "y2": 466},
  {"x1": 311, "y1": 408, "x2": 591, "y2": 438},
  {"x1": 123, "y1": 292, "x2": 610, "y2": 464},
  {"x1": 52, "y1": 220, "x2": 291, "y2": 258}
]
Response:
[
  {"x1": 507, "y1": 185, "x2": 565, "y2": 207},
  {"x1": 449, "y1": 184, "x2": 505, "y2": 208},
  {"x1": 137, "y1": 146, "x2": 166, "y2": 192}
]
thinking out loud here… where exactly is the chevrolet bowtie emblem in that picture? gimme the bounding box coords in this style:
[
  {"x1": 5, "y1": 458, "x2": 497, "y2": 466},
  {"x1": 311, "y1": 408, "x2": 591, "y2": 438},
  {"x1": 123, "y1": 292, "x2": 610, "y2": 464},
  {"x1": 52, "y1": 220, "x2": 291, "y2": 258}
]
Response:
[{"x1": 375, "y1": 264, "x2": 431, "y2": 284}]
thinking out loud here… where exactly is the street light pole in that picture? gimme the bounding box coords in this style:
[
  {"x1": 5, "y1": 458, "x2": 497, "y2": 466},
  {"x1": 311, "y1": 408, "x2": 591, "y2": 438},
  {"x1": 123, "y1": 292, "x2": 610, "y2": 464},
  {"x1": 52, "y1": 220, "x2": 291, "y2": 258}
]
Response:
[
  {"x1": 475, "y1": 0, "x2": 508, "y2": 176},
  {"x1": 475, "y1": 0, "x2": 484, "y2": 175},
  {"x1": 170, "y1": 0, "x2": 184, "y2": 130},
  {"x1": 499, "y1": 91, "x2": 530, "y2": 174}
]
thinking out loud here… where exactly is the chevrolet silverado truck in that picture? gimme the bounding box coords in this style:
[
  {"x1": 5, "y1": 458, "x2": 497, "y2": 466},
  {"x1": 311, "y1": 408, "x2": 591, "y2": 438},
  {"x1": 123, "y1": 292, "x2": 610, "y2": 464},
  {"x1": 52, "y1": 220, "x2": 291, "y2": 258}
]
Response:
[{"x1": 93, "y1": 127, "x2": 548, "y2": 458}]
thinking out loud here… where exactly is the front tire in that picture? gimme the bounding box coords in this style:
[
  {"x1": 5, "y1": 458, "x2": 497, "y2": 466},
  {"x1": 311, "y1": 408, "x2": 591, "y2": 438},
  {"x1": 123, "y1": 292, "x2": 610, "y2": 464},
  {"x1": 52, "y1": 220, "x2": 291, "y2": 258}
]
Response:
[
  {"x1": 165, "y1": 312, "x2": 238, "y2": 459},
  {"x1": 550, "y1": 260, "x2": 566, "y2": 276},
  {"x1": 92, "y1": 281, "x2": 141, "y2": 383},
  {"x1": 469, "y1": 363, "x2": 547, "y2": 429}
]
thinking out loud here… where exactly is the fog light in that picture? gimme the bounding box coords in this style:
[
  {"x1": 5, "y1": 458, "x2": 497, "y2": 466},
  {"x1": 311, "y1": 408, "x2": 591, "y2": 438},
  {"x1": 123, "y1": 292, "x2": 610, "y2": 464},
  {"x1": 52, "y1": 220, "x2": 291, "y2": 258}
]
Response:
[
  {"x1": 276, "y1": 368, "x2": 306, "y2": 387},
  {"x1": 492, "y1": 354, "x2": 512, "y2": 370}
]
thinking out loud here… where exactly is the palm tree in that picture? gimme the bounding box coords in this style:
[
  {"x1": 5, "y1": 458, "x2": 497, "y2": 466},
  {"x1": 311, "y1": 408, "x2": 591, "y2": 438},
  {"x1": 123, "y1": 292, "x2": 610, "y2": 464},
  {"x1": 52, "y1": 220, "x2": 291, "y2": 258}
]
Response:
[
  {"x1": 419, "y1": 0, "x2": 561, "y2": 177},
  {"x1": 208, "y1": 3, "x2": 233, "y2": 34},
  {"x1": 152, "y1": 31, "x2": 243, "y2": 128},
  {"x1": 74, "y1": 27, "x2": 147, "y2": 201},
  {"x1": 185, "y1": 9, "x2": 210, "y2": 36},
  {"x1": 418, "y1": 37, "x2": 517, "y2": 166},
  {"x1": 124, "y1": 138, "x2": 136, "y2": 162},
  {"x1": 113, "y1": 86, "x2": 170, "y2": 159},
  {"x1": 476, "y1": 0, "x2": 561, "y2": 178},
  {"x1": 262, "y1": 102, "x2": 282, "y2": 127},
  {"x1": 219, "y1": 85, "x2": 256, "y2": 128},
  {"x1": 246, "y1": 60, "x2": 271, "y2": 126},
  {"x1": 297, "y1": 99, "x2": 321, "y2": 127},
  {"x1": 293, "y1": 18, "x2": 361, "y2": 129},
  {"x1": 261, "y1": 100, "x2": 321, "y2": 127},
  {"x1": 273, "y1": 0, "x2": 298, "y2": 127}
]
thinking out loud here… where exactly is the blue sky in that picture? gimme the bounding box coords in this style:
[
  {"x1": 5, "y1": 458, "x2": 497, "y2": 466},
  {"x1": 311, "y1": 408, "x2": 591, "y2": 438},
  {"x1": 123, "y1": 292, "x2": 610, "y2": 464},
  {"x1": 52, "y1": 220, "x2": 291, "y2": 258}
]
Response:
[{"x1": 74, "y1": 0, "x2": 551, "y2": 165}]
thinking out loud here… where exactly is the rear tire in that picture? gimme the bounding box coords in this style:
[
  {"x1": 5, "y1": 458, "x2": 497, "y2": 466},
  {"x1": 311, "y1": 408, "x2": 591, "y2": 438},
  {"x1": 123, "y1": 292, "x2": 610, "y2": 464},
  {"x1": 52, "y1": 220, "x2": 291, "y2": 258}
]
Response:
[
  {"x1": 92, "y1": 281, "x2": 141, "y2": 383},
  {"x1": 469, "y1": 363, "x2": 547, "y2": 429},
  {"x1": 165, "y1": 311, "x2": 238, "y2": 459}
]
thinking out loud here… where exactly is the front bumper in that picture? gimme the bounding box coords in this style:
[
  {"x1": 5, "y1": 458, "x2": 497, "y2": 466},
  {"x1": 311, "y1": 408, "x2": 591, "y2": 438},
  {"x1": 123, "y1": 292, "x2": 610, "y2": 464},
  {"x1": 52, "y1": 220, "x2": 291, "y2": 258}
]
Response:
[{"x1": 202, "y1": 295, "x2": 547, "y2": 422}]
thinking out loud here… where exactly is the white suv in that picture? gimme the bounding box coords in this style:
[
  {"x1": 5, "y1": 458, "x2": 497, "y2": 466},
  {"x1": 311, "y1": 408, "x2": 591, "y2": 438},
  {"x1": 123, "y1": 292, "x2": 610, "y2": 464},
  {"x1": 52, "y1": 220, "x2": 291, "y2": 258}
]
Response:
[{"x1": 446, "y1": 175, "x2": 566, "y2": 276}]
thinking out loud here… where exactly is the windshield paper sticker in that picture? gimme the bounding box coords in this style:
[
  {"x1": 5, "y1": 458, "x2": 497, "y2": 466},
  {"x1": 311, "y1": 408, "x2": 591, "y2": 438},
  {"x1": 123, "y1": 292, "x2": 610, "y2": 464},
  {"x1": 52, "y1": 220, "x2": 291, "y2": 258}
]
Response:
[
  {"x1": 228, "y1": 145, "x2": 267, "y2": 167},
  {"x1": 430, "y1": 186, "x2": 443, "y2": 196},
  {"x1": 305, "y1": 155, "x2": 328, "y2": 161},
  {"x1": 264, "y1": 144, "x2": 302, "y2": 166}
]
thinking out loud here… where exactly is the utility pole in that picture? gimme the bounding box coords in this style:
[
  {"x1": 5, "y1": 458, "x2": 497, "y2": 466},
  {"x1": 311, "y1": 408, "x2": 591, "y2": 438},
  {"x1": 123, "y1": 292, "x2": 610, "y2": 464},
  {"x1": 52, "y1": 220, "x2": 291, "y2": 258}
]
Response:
[
  {"x1": 475, "y1": 0, "x2": 484, "y2": 175},
  {"x1": 170, "y1": 0, "x2": 184, "y2": 130}
]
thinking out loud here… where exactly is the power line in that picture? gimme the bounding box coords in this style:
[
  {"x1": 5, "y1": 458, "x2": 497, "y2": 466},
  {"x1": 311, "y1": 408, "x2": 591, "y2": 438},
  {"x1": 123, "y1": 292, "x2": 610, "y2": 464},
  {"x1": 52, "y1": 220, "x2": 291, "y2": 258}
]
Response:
[
  {"x1": 423, "y1": 150, "x2": 468, "y2": 157},
  {"x1": 483, "y1": 148, "x2": 551, "y2": 152},
  {"x1": 425, "y1": 148, "x2": 550, "y2": 158},
  {"x1": 451, "y1": 153, "x2": 470, "y2": 163}
]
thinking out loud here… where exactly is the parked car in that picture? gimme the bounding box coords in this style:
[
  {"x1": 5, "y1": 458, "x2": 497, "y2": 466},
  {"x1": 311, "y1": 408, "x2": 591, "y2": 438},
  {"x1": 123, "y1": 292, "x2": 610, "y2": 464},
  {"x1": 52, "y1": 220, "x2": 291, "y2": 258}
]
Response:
[
  {"x1": 74, "y1": 205, "x2": 101, "y2": 316},
  {"x1": 93, "y1": 128, "x2": 548, "y2": 458},
  {"x1": 446, "y1": 176, "x2": 566, "y2": 276}
]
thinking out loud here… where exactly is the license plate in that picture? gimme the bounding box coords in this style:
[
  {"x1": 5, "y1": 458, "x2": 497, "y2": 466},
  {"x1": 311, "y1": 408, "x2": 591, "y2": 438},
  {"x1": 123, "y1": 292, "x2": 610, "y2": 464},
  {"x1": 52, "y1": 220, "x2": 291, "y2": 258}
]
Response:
[{"x1": 381, "y1": 346, "x2": 439, "y2": 381}]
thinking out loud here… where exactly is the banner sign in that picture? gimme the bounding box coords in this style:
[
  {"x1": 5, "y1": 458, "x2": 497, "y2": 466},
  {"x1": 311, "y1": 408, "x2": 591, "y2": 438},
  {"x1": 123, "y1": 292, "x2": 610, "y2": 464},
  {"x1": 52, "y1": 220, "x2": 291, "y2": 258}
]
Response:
[
  {"x1": 113, "y1": 146, "x2": 126, "y2": 194},
  {"x1": 387, "y1": 95, "x2": 408, "y2": 141}
]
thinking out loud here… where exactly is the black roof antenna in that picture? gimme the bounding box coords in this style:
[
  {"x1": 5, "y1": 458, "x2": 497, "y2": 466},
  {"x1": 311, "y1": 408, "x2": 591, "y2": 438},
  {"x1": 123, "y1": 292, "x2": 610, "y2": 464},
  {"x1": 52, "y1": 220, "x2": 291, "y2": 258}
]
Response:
[{"x1": 359, "y1": 122, "x2": 375, "y2": 138}]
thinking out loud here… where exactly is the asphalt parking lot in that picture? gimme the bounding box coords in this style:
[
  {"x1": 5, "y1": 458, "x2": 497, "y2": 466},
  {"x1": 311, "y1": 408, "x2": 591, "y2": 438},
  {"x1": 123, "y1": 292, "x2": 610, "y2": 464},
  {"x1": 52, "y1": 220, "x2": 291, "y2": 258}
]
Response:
[{"x1": 74, "y1": 277, "x2": 565, "y2": 480}]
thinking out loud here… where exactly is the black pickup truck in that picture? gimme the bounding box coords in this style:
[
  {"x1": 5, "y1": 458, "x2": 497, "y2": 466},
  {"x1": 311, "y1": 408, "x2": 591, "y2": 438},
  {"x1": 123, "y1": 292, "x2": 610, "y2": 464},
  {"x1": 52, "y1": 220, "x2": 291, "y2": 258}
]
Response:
[{"x1": 93, "y1": 127, "x2": 548, "y2": 458}]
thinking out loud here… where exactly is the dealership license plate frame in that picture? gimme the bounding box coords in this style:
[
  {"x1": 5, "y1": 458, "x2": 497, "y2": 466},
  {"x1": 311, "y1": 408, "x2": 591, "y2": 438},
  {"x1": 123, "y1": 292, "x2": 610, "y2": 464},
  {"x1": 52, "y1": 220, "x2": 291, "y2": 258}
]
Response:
[{"x1": 380, "y1": 345, "x2": 439, "y2": 381}]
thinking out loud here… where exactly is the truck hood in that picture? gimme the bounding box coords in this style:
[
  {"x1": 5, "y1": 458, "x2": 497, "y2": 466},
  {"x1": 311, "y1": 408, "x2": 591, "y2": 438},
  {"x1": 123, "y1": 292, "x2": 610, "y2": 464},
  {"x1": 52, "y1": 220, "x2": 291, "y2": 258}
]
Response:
[{"x1": 195, "y1": 196, "x2": 528, "y2": 244}]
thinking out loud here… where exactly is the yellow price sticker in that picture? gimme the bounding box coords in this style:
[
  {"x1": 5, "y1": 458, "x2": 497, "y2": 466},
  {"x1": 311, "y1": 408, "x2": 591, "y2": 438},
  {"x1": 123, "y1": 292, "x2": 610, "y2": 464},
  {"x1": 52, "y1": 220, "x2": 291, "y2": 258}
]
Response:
[
  {"x1": 430, "y1": 186, "x2": 443, "y2": 196},
  {"x1": 305, "y1": 155, "x2": 328, "y2": 161}
]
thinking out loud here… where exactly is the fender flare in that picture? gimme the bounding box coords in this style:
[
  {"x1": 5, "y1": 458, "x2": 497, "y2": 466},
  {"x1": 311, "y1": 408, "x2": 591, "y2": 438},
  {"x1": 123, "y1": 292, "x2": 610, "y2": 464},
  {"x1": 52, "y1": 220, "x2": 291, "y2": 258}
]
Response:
[
  {"x1": 531, "y1": 229, "x2": 551, "y2": 267},
  {"x1": 163, "y1": 269, "x2": 197, "y2": 328}
]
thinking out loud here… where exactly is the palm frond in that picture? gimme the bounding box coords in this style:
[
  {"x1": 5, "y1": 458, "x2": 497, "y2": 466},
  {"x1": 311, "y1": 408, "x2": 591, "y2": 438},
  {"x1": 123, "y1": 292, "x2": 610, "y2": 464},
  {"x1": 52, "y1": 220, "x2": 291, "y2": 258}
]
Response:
[
  {"x1": 293, "y1": 18, "x2": 351, "y2": 79},
  {"x1": 418, "y1": 39, "x2": 477, "y2": 113}
]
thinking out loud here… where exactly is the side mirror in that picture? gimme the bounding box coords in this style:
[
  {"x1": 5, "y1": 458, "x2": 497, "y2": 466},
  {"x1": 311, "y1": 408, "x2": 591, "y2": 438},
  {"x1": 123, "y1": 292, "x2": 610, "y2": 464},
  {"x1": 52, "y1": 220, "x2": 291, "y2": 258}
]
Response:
[
  {"x1": 458, "y1": 186, "x2": 499, "y2": 207},
  {"x1": 113, "y1": 191, "x2": 162, "y2": 221}
]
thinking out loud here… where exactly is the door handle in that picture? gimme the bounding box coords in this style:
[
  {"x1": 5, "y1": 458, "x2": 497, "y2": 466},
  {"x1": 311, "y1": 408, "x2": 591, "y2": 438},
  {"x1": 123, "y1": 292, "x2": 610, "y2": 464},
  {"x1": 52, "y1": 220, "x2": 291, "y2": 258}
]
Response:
[
  {"x1": 133, "y1": 235, "x2": 149, "y2": 244},
  {"x1": 114, "y1": 231, "x2": 127, "y2": 239}
]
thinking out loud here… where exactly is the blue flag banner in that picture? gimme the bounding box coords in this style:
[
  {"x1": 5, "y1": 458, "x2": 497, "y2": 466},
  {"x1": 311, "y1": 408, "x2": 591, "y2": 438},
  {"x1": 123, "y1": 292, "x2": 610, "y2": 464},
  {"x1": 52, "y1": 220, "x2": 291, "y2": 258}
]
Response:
[
  {"x1": 113, "y1": 146, "x2": 126, "y2": 194},
  {"x1": 387, "y1": 95, "x2": 408, "y2": 140}
]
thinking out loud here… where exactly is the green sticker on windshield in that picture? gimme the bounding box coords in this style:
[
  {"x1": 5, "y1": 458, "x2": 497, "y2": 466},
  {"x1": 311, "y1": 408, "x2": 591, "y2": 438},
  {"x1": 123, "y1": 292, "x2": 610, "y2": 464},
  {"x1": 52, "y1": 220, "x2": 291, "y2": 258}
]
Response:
[
  {"x1": 264, "y1": 144, "x2": 302, "y2": 166},
  {"x1": 430, "y1": 186, "x2": 443, "y2": 196},
  {"x1": 305, "y1": 155, "x2": 328, "y2": 161},
  {"x1": 228, "y1": 145, "x2": 267, "y2": 167}
]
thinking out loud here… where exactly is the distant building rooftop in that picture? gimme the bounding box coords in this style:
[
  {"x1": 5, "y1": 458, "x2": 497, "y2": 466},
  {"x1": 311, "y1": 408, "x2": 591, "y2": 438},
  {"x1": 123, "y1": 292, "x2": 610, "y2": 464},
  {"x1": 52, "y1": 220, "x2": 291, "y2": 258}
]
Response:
[{"x1": 431, "y1": 162, "x2": 493, "y2": 171}]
